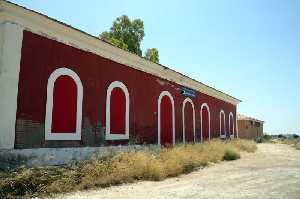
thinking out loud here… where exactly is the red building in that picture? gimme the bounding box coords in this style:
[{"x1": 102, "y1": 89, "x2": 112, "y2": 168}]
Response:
[{"x1": 0, "y1": 1, "x2": 241, "y2": 153}]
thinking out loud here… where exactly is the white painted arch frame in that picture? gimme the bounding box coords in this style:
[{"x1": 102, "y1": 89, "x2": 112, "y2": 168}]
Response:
[
  {"x1": 158, "y1": 91, "x2": 175, "y2": 146},
  {"x1": 182, "y1": 98, "x2": 196, "y2": 143},
  {"x1": 200, "y1": 103, "x2": 211, "y2": 141},
  {"x1": 45, "y1": 67, "x2": 83, "y2": 140},
  {"x1": 228, "y1": 112, "x2": 235, "y2": 139},
  {"x1": 219, "y1": 109, "x2": 226, "y2": 138},
  {"x1": 106, "y1": 81, "x2": 130, "y2": 140}
]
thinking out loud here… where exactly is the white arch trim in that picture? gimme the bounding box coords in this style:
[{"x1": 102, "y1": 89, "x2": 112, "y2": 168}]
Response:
[
  {"x1": 219, "y1": 109, "x2": 226, "y2": 138},
  {"x1": 45, "y1": 67, "x2": 83, "y2": 140},
  {"x1": 200, "y1": 103, "x2": 211, "y2": 141},
  {"x1": 229, "y1": 112, "x2": 235, "y2": 139},
  {"x1": 182, "y1": 98, "x2": 196, "y2": 143},
  {"x1": 105, "y1": 81, "x2": 130, "y2": 140},
  {"x1": 157, "y1": 91, "x2": 175, "y2": 146}
]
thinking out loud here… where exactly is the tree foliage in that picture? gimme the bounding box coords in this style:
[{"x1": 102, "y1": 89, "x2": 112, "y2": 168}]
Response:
[
  {"x1": 100, "y1": 15, "x2": 144, "y2": 56},
  {"x1": 100, "y1": 31, "x2": 129, "y2": 50},
  {"x1": 100, "y1": 15, "x2": 160, "y2": 63},
  {"x1": 144, "y1": 48, "x2": 159, "y2": 63}
]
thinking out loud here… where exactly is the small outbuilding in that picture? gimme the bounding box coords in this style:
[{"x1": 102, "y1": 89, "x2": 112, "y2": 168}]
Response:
[{"x1": 237, "y1": 114, "x2": 264, "y2": 139}]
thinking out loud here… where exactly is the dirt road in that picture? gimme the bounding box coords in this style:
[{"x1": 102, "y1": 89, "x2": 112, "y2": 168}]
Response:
[{"x1": 54, "y1": 144, "x2": 300, "y2": 199}]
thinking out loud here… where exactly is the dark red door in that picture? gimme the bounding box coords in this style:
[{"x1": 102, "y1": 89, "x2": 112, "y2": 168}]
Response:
[
  {"x1": 110, "y1": 87, "x2": 126, "y2": 134},
  {"x1": 202, "y1": 106, "x2": 209, "y2": 140},
  {"x1": 160, "y1": 95, "x2": 172, "y2": 146},
  {"x1": 51, "y1": 75, "x2": 77, "y2": 133},
  {"x1": 184, "y1": 102, "x2": 194, "y2": 142},
  {"x1": 229, "y1": 115, "x2": 234, "y2": 135},
  {"x1": 221, "y1": 113, "x2": 225, "y2": 136}
]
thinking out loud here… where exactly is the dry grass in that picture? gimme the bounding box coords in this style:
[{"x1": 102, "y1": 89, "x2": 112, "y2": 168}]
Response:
[
  {"x1": 0, "y1": 139, "x2": 256, "y2": 198},
  {"x1": 256, "y1": 134, "x2": 300, "y2": 150},
  {"x1": 278, "y1": 138, "x2": 300, "y2": 150},
  {"x1": 231, "y1": 139, "x2": 258, "y2": 153}
]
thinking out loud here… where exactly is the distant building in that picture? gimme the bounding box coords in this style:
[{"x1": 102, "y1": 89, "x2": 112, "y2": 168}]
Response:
[{"x1": 237, "y1": 114, "x2": 264, "y2": 139}]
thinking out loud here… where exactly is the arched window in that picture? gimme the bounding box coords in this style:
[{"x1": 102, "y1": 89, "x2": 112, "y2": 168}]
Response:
[
  {"x1": 45, "y1": 67, "x2": 83, "y2": 140},
  {"x1": 182, "y1": 98, "x2": 195, "y2": 143},
  {"x1": 158, "y1": 91, "x2": 175, "y2": 146},
  {"x1": 229, "y1": 112, "x2": 235, "y2": 138},
  {"x1": 201, "y1": 103, "x2": 211, "y2": 141},
  {"x1": 106, "y1": 81, "x2": 129, "y2": 140},
  {"x1": 219, "y1": 110, "x2": 226, "y2": 138}
]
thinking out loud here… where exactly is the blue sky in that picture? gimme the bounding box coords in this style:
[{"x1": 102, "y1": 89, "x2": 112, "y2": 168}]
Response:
[{"x1": 10, "y1": 0, "x2": 300, "y2": 134}]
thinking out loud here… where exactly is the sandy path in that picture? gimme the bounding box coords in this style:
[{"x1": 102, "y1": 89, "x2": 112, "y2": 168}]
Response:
[{"x1": 53, "y1": 144, "x2": 300, "y2": 199}]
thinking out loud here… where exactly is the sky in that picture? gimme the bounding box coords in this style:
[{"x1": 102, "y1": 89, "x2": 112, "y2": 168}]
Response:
[{"x1": 10, "y1": 0, "x2": 300, "y2": 134}]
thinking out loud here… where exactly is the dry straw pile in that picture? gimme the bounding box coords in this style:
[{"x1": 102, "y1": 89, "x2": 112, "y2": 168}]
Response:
[{"x1": 0, "y1": 139, "x2": 257, "y2": 198}]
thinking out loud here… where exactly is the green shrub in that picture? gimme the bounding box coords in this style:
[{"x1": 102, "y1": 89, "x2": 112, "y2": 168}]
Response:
[
  {"x1": 278, "y1": 134, "x2": 286, "y2": 139},
  {"x1": 223, "y1": 148, "x2": 241, "y2": 161}
]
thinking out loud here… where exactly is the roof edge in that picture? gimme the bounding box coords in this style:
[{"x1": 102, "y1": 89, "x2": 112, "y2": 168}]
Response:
[
  {"x1": 1, "y1": 0, "x2": 242, "y2": 105},
  {"x1": 237, "y1": 114, "x2": 264, "y2": 123}
]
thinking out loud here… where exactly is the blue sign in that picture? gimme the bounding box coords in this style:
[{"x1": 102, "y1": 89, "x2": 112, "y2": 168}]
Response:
[{"x1": 181, "y1": 87, "x2": 197, "y2": 98}]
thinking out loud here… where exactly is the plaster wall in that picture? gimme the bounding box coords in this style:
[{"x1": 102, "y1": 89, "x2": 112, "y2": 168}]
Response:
[
  {"x1": 0, "y1": 144, "x2": 159, "y2": 170},
  {"x1": 0, "y1": 22, "x2": 23, "y2": 149}
]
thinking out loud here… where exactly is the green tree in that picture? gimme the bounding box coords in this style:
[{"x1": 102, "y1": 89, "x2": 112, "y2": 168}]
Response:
[
  {"x1": 100, "y1": 15, "x2": 160, "y2": 63},
  {"x1": 100, "y1": 15, "x2": 145, "y2": 56},
  {"x1": 101, "y1": 31, "x2": 128, "y2": 50},
  {"x1": 144, "y1": 48, "x2": 159, "y2": 63}
]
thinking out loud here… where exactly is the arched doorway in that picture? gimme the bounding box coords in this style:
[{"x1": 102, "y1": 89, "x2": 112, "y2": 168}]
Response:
[
  {"x1": 45, "y1": 67, "x2": 83, "y2": 140},
  {"x1": 229, "y1": 112, "x2": 234, "y2": 138},
  {"x1": 158, "y1": 91, "x2": 175, "y2": 146},
  {"x1": 182, "y1": 98, "x2": 195, "y2": 143},
  {"x1": 201, "y1": 103, "x2": 211, "y2": 141},
  {"x1": 105, "y1": 81, "x2": 130, "y2": 140},
  {"x1": 220, "y1": 110, "x2": 226, "y2": 138},
  {"x1": 52, "y1": 75, "x2": 77, "y2": 133}
]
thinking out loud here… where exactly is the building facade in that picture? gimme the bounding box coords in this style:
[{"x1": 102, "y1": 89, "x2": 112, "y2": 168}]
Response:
[
  {"x1": 237, "y1": 114, "x2": 264, "y2": 139},
  {"x1": 0, "y1": 0, "x2": 241, "y2": 151}
]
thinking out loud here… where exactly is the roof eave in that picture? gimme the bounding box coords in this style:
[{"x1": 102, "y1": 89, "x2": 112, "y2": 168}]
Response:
[{"x1": 1, "y1": 0, "x2": 241, "y2": 105}]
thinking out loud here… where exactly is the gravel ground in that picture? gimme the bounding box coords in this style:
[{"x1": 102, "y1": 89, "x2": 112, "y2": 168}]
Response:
[{"x1": 52, "y1": 143, "x2": 300, "y2": 199}]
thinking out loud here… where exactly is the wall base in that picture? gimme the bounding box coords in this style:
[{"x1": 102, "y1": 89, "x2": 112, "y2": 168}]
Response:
[{"x1": 0, "y1": 145, "x2": 159, "y2": 170}]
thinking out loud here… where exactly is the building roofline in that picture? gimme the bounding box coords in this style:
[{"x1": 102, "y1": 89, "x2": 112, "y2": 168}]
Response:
[
  {"x1": 237, "y1": 114, "x2": 264, "y2": 123},
  {"x1": 0, "y1": 0, "x2": 242, "y2": 105}
]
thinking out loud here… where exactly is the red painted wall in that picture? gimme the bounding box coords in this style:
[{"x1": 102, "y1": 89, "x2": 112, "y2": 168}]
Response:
[{"x1": 15, "y1": 30, "x2": 237, "y2": 148}]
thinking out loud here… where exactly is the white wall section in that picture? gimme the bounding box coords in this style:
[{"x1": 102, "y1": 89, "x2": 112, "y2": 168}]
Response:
[{"x1": 0, "y1": 22, "x2": 23, "y2": 149}]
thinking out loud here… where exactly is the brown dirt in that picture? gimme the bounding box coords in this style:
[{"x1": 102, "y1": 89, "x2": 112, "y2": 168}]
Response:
[{"x1": 52, "y1": 143, "x2": 300, "y2": 199}]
